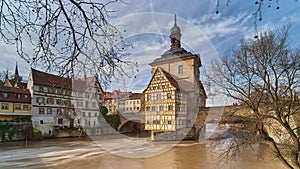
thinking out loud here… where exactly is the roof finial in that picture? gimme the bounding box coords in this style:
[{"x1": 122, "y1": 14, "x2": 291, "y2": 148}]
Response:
[{"x1": 174, "y1": 14, "x2": 177, "y2": 26}]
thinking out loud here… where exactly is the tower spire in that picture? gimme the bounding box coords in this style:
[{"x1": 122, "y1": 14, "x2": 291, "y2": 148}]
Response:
[
  {"x1": 174, "y1": 14, "x2": 177, "y2": 26},
  {"x1": 10, "y1": 61, "x2": 22, "y2": 82},
  {"x1": 14, "y1": 61, "x2": 19, "y2": 77},
  {"x1": 170, "y1": 15, "x2": 181, "y2": 49}
]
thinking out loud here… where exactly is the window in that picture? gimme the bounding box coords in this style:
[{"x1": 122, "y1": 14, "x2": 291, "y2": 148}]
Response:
[
  {"x1": 151, "y1": 106, "x2": 156, "y2": 111},
  {"x1": 57, "y1": 108, "x2": 62, "y2": 114},
  {"x1": 137, "y1": 107, "x2": 140, "y2": 110},
  {"x1": 85, "y1": 101, "x2": 89, "y2": 108},
  {"x1": 64, "y1": 100, "x2": 70, "y2": 105},
  {"x1": 92, "y1": 102, "x2": 96, "y2": 108},
  {"x1": 70, "y1": 119, "x2": 74, "y2": 128},
  {"x1": 56, "y1": 99, "x2": 62, "y2": 105},
  {"x1": 24, "y1": 94, "x2": 28, "y2": 99},
  {"x1": 159, "y1": 105, "x2": 164, "y2": 111},
  {"x1": 167, "y1": 93, "x2": 172, "y2": 99},
  {"x1": 39, "y1": 107, "x2": 44, "y2": 114},
  {"x1": 157, "y1": 77, "x2": 161, "y2": 81},
  {"x1": 176, "y1": 105, "x2": 180, "y2": 111},
  {"x1": 15, "y1": 104, "x2": 21, "y2": 110},
  {"x1": 40, "y1": 120, "x2": 43, "y2": 124},
  {"x1": 47, "y1": 87, "x2": 53, "y2": 93},
  {"x1": 82, "y1": 112, "x2": 85, "y2": 116},
  {"x1": 47, "y1": 108, "x2": 52, "y2": 114},
  {"x1": 46, "y1": 98, "x2": 54, "y2": 104},
  {"x1": 57, "y1": 89, "x2": 62, "y2": 94},
  {"x1": 178, "y1": 65, "x2": 183, "y2": 74},
  {"x1": 23, "y1": 105, "x2": 29, "y2": 111},
  {"x1": 176, "y1": 93, "x2": 180, "y2": 99},
  {"x1": 1, "y1": 103, "x2": 9, "y2": 110},
  {"x1": 85, "y1": 93, "x2": 89, "y2": 98},
  {"x1": 153, "y1": 120, "x2": 160, "y2": 125},
  {"x1": 137, "y1": 101, "x2": 139, "y2": 104},
  {"x1": 147, "y1": 95, "x2": 152, "y2": 101},
  {"x1": 58, "y1": 119, "x2": 63, "y2": 124},
  {"x1": 168, "y1": 105, "x2": 173, "y2": 111},
  {"x1": 88, "y1": 112, "x2": 91, "y2": 117},
  {"x1": 168, "y1": 120, "x2": 172, "y2": 125},
  {"x1": 66, "y1": 90, "x2": 71, "y2": 95},
  {"x1": 156, "y1": 94, "x2": 161, "y2": 100},
  {"x1": 94, "y1": 113, "x2": 97, "y2": 117},
  {"x1": 16, "y1": 94, "x2": 21, "y2": 99},
  {"x1": 162, "y1": 85, "x2": 165, "y2": 89},
  {"x1": 93, "y1": 121, "x2": 96, "y2": 127},
  {"x1": 77, "y1": 102, "x2": 83, "y2": 107},
  {"x1": 2, "y1": 92, "x2": 8, "y2": 98},
  {"x1": 146, "y1": 106, "x2": 150, "y2": 111},
  {"x1": 37, "y1": 97, "x2": 45, "y2": 104}
]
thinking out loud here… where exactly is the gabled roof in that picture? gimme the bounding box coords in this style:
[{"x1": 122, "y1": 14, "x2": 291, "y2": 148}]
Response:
[
  {"x1": 31, "y1": 68, "x2": 103, "y2": 92},
  {"x1": 198, "y1": 80, "x2": 207, "y2": 98},
  {"x1": 129, "y1": 93, "x2": 143, "y2": 100},
  {"x1": 0, "y1": 85, "x2": 30, "y2": 94},
  {"x1": 143, "y1": 67, "x2": 181, "y2": 93},
  {"x1": 31, "y1": 68, "x2": 72, "y2": 89},
  {"x1": 160, "y1": 69, "x2": 180, "y2": 90},
  {"x1": 104, "y1": 90, "x2": 132, "y2": 100}
]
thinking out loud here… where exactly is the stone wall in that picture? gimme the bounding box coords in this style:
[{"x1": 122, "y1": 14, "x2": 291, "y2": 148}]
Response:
[{"x1": 0, "y1": 121, "x2": 33, "y2": 141}]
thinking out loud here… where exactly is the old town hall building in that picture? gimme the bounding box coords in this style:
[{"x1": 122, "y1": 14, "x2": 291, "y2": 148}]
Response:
[{"x1": 143, "y1": 16, "x2": 206, "y2": 139}]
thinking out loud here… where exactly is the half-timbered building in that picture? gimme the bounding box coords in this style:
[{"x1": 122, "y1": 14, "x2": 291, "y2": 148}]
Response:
[
  {"x1": 144, "y1": 67, "x2": 187, "y2": 132},
  {"x1": 144, "y1": 16, "x2": 206, "y2": 139}
]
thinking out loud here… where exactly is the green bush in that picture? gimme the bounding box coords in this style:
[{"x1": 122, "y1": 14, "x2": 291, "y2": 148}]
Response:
[
  {"x1": 98, "y1": 106, "x2": 120, "y2": 129},
  {"x1": 0, "y1": 123, "x2": 16, "y2": 142}
]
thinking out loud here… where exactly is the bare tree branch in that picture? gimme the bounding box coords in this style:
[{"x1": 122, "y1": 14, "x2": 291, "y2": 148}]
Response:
[{"x1": 208, "y1": 23, "x2": 300, "y2": 168}]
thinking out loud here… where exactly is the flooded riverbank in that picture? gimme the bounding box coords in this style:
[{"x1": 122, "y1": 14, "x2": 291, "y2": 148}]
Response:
[{"x1": 0, "y1": 137, "x2": 287, "y2": 169}]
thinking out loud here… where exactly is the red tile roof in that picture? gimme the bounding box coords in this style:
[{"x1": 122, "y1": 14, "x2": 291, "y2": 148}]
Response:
[
  {"x1": 0, "y1": 86, "x2": 30, "y2": 94},
  {"x1": 104, "y1": 90, "x2": 133, "y2": 100},
  {"x1": 129, "y1": 93, "x2": 143, "y2": 100},
  {"x1": 31, "y1": 69, "x2": 101, "y2": 92},
  {"x1": 31, "y1": 68, "x2": 72, "y2": 89},
  {"x1": 0, "y1": 86, "x2": 31, "y2": 103}
]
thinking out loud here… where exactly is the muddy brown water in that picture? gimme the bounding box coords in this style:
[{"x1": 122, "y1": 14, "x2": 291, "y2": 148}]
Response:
[{"x1": 0, "y1": 137, "x2": 287, "y2": 169}]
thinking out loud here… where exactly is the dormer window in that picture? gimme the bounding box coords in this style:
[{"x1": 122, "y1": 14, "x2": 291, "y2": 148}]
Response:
[{"x1": 2, "y1": 92, "x2": 8, "y2": 98}]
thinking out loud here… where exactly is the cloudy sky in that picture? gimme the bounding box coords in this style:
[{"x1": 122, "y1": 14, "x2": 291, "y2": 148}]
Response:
[{"x1": 1, "y1": 0, "x2": 300, "y2": 105}]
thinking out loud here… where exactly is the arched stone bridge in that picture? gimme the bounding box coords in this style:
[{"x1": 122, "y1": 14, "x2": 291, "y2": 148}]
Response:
[{"x1": 118, "y1": 111, "x2": 145, "y2": 133}]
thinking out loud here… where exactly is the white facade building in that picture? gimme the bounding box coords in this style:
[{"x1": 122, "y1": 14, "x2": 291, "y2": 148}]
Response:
[{"x1": 27, "y1": 68, "x2": 103, "y2": 136}]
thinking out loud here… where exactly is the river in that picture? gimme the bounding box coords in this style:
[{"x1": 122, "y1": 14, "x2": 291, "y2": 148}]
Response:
[{"x1": 0, "y1": 136, "x2": 287, "y2": 169}]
